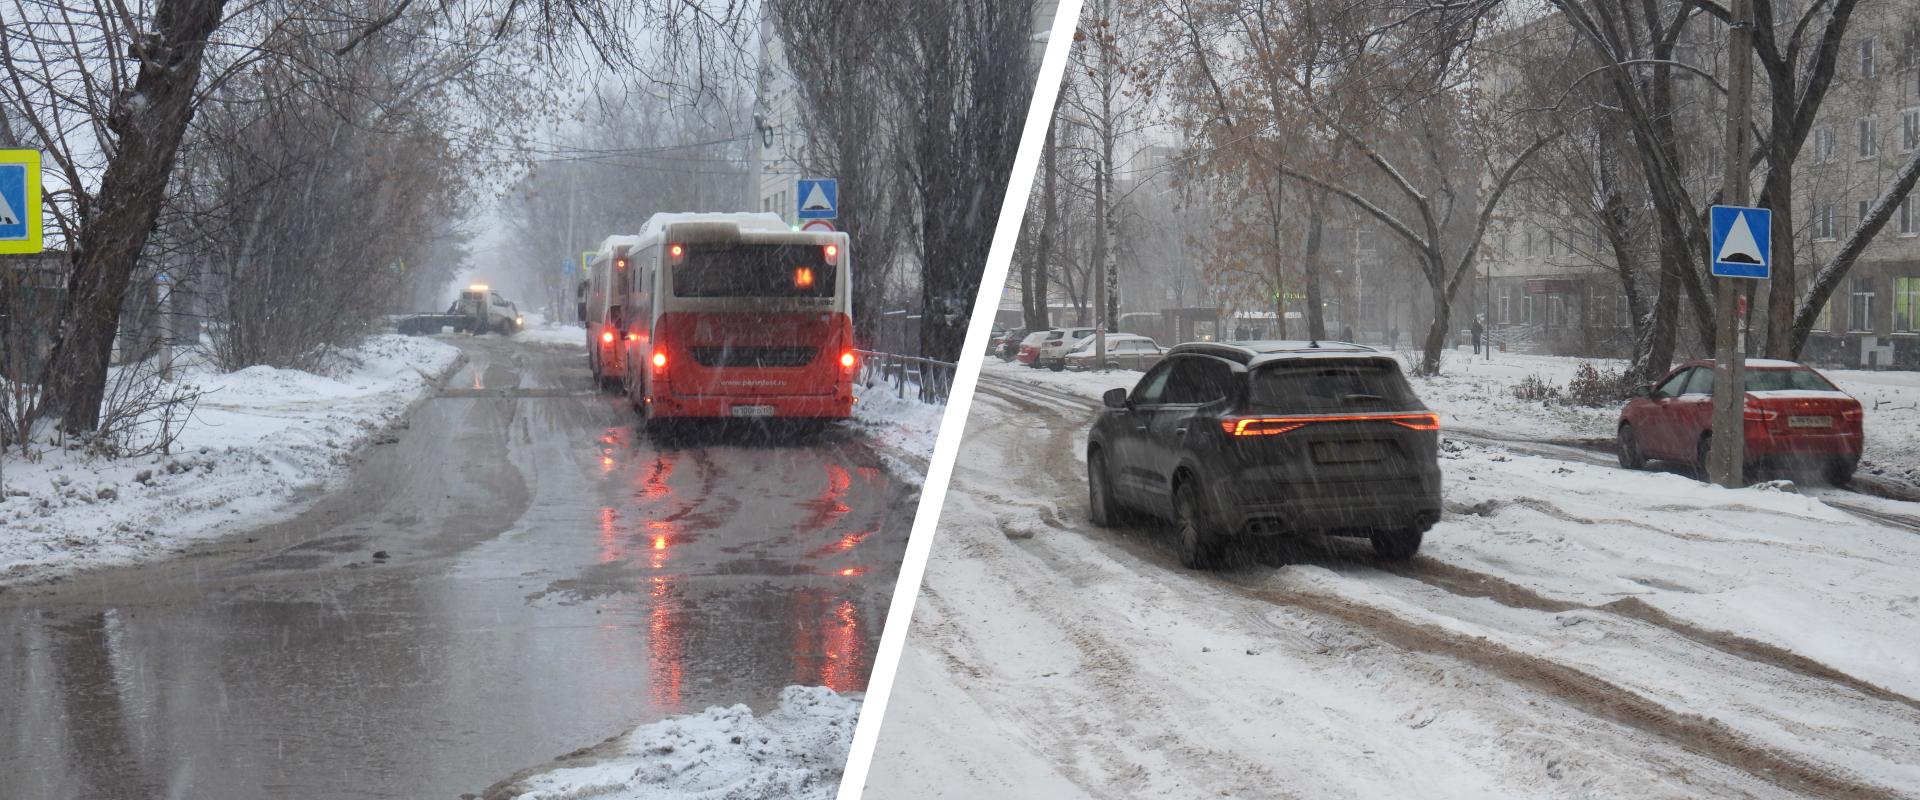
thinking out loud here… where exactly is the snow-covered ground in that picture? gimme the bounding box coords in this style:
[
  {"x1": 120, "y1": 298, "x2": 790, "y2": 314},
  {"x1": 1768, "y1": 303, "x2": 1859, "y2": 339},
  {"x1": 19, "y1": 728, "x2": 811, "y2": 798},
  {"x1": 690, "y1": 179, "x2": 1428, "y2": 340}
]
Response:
[
  {"x1": 848, "y1": 385, "x2": 944, "y2": 481},
  {"x1": 515, "y1": 318, "x2": 590, "y2": 349},
  {"x1": 489, "y1": 687, "x2": 857, "y2": 800},
  {"x1": 0, "y1": 335, "x2": 461, "y2": 585},
  {"x1": 863, "y1": 358, "x2": 1920, "y2": 799}
]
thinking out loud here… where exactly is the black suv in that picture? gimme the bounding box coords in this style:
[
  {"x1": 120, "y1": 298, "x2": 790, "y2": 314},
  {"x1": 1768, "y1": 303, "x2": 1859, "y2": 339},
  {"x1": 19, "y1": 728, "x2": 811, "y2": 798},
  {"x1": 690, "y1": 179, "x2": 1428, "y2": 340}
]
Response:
[{"x1": 1086, "y1": 341, "x2": 1442, "y2": 568}]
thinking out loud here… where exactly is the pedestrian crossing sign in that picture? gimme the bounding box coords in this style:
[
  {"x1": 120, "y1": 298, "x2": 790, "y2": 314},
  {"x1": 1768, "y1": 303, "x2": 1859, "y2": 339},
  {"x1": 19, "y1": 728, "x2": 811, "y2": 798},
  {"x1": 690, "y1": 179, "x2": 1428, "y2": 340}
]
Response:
[
  {"x1": 0, "y1": 149, "x2": 43, "y2": 254},
  {"x1": 1709, "y1": 205, "x2": 1770, "y2": 280}
]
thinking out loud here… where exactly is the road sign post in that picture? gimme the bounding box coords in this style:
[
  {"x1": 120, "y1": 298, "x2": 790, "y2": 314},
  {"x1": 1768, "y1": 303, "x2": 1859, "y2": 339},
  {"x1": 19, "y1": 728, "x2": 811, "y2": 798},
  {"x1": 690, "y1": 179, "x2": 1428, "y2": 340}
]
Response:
[
  {"x1": 0, "y1": 150, "x2": 43, "y2": 255},
  {"x1": 1709, "y1": 0, "x2": 1758, "y2": 489}
]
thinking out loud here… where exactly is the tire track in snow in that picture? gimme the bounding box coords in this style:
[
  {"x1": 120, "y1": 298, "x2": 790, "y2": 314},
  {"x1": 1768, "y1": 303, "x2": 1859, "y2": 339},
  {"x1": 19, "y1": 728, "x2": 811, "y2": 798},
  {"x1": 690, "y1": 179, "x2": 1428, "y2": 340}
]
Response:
[
  {"x1": 991, "y1": 372, "x2": 1919, "y2": 710},
  {"x1": 1385, "y1": 557, "x2": 1920, "y2": 714}
]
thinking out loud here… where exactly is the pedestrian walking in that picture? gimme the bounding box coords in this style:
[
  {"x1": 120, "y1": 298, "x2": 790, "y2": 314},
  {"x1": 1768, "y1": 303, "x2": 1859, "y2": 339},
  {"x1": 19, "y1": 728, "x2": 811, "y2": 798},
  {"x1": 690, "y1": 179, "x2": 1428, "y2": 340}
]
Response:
[{"x1": 1471, "y1": 316, "x2": 1484, "y2": 355}]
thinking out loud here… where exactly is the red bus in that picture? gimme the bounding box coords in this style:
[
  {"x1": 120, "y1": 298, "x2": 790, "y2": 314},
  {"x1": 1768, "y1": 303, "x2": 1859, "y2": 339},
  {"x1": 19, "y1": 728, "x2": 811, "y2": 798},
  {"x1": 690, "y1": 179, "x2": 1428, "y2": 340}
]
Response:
[
  {"x1": 586, "y1": 235, "x2": 641, "y2": 389},
  {"x1": 615, "y1": 214, "x2": 854, "y2": 428}
]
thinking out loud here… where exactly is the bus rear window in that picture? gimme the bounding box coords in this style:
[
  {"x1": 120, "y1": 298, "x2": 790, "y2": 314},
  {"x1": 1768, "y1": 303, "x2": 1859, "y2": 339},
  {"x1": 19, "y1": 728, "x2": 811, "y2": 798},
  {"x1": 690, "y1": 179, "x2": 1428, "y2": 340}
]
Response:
[{"x1": 673, "y1": 244, "x2": 835, "y2": 298}]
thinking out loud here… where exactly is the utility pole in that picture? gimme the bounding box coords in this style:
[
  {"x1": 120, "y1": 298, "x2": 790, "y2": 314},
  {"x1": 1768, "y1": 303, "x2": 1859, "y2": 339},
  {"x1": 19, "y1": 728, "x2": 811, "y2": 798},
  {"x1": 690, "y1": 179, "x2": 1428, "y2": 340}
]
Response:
[{"x1": 1709, "y1": 0, "x2": 1755, "y2": 488}]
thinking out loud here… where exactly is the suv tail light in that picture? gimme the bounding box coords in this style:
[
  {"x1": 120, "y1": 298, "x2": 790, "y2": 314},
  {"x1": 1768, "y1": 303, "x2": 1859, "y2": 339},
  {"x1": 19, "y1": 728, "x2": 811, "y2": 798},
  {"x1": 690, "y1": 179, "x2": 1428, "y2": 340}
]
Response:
[
  {"x1": 1842, "y1": 407, "x2": 1864, "y2": 422},
  {"x1": 1221, "y1": 412, "x2": 1441, "y2": 437},
  {"x1": 1744, "y1": 407, "x2": 1779, "y2": 422}
]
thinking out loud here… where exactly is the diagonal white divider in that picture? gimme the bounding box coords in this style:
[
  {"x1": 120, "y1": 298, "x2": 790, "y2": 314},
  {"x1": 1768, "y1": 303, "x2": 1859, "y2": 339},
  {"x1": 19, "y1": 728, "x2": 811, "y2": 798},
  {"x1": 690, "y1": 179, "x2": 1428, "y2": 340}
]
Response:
[{"x1": 835, "y1": 3, "x2": 1088, "y2": 796}]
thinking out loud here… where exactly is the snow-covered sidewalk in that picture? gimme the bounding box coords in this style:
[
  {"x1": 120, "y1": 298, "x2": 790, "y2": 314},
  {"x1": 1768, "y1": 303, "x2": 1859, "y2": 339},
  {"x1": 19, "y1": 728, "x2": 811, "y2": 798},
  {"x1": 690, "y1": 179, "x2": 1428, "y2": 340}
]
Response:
[
  {"x1": 0, "y1": 335, "x2": 462, "y2": 585},
  {"x1": 485, "y1": 686, "x2": 858, "y2": 800}
]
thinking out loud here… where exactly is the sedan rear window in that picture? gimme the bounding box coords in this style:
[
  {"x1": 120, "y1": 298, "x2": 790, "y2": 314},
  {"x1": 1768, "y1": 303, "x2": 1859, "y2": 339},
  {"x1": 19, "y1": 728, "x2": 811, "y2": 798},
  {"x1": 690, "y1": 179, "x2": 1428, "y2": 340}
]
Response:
[
  {"x1": 1746, "y1": 368, "x2": 1838, "y2": 392},
  {"x1": 1248, "y1": 359, "x2": 1423, "y2": 412}
]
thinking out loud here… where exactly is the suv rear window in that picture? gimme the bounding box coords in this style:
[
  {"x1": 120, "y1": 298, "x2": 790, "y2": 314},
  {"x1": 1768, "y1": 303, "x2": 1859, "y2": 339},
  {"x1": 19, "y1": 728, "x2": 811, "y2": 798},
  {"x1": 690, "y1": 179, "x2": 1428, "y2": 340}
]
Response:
[{"x1": 1247, "y1": 359, "x2": 1423, "y2": 412}]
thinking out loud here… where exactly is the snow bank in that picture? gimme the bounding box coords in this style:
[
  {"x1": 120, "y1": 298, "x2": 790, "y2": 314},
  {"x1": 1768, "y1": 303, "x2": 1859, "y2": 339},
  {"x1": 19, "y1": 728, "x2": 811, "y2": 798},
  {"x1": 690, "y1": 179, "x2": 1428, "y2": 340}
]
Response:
[
  {"x1": 849, "y1": 383, "x2": 945, "y2": 481},
  {"x1": 0, "y1": 335, "x2": 461, "y2": 585},
  {"x1": 500, "y1": 686, "x2": 858, "y2": 800}
]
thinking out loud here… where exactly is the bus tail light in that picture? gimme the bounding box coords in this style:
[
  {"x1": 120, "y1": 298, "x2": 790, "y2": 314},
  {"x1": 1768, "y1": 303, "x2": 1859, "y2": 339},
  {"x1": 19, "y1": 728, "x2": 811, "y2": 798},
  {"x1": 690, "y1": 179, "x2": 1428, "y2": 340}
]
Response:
[
  {"x1": 624, "y1": 332, "x2": 640, "y2": 342},
  {"x1": 652, "y1": 350, "x2": 668, "y2": 370},
  {"x1": 795, "y1": 267, "x2": 815, "y2": 288},
  {"x1": 600, "y1": 331, "x2": 615, "y2": 345},
  {"x1": 839, "y1": 351, "x2": 856, "y2": 371},
  {"x1": 823, "y1": 243, "x2": 840, "y2": 265},
  {"x1": 668, "y1": 243, "x2": 685, "y2": 265}
]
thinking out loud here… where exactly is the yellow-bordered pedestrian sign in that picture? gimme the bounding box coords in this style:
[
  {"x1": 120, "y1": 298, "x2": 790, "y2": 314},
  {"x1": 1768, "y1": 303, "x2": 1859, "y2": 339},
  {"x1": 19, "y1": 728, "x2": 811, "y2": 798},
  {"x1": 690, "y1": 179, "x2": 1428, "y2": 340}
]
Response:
[{"x1": 0, "y1": 149, "x2": 43, "y2": 254}]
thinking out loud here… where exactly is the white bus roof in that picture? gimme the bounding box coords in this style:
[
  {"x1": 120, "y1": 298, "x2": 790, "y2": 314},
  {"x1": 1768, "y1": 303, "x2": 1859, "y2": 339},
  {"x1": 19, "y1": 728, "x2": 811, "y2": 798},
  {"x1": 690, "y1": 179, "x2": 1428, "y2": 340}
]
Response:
[
  {"x1": 594, "y1": 234, "x2": 644, "y2": 259},
  {"x1": 638, "y1": 212, "x2": 792, "y2": 239}
]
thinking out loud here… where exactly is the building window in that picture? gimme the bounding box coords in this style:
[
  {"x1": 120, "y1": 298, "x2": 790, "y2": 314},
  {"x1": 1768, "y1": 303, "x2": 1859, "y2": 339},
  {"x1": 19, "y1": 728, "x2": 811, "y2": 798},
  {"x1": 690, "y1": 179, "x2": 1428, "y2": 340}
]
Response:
[
  {"x1": 1861, "y1": 37, "x2": 1877, "y2": 79},
  {"x1": 1498, "y1": 286, "x2": 1512, "y2": 324},
  {"x1": 1817, "y1": 203, "x2": 1837, "y2": 240},
  {"x1": 1521, "y1": 294, "x2": 1534, "y2": 325},
  {"x1": 1903, "y1": 195, "x2": 1917, "y2": 236},
  {"x1": 1850, "y1": 277, "x2": 1875, "y2": 332},
  {"x1": 1523, "y1": 229, "x2": 1535, "y2": 257},
  {"x1": 1816, "y1": 298, "x2": 1834, "y2": 331},
  {"x1": 1859, "y1": 117, "x2": 1877, "y2": 159},
  {"x1": 1897, "y1": 277, "x2": 1920, "y2": 332},
  {"x1": 1548, "y1": 295, "x2": 1568, "y2": 327},
  {"x1": 1859, "y1": 199, "x2": 1873, "y2": 235},
  {"x1": 1815, "y1": 126, "x2": 1835, "y2": 162},
  {"x1": 1904, "y1": 109, "x2": 1920, "y2": 151},
  {"x1": 1905, "y1": 27, "x2": 1919, "y2": 71}
]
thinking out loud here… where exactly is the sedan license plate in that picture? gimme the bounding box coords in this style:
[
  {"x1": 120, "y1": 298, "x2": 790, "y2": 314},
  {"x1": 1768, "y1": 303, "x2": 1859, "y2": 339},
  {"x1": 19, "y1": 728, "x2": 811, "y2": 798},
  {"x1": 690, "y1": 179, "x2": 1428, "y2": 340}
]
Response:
[
  {"x1": 1313, "y1": 440, "x2": 1390, "y2": 464},
  {"x1": 730, "y1": 405, "x2": 777, "y2": 418},
  {"x1": 1787, "y1": 415, "x2": 1832, "y2": 429}
]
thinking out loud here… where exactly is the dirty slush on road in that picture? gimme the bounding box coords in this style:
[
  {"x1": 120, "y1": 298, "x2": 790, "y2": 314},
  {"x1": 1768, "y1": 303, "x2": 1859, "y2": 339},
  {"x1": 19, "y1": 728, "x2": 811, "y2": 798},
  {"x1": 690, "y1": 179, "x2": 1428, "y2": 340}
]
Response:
[{"x1": 0, "y1": 336, "x2": 917, "y2": 800}]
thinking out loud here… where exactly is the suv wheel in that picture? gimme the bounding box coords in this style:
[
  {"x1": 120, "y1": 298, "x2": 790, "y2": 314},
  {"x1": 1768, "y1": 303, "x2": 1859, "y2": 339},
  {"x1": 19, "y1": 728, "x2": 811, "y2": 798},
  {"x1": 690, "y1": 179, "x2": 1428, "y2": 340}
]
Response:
[
  {"x1": 1617, "y1": 423, "x2": 1646, "y2": 470},
  {"x1": 1695, "y1": 433, "x2": 1713, "y2": 480},
  {"x1": 1173, "y1": 480, "x2": 1224, "y2": 570},
  {"x1": 1089, "y1": 450, "x2": 1121, "y2": 528},
  {"x1": 1370, "y1": 526, "x2": 1424, "y2": 560},
  {"x1": 1826, "y1": 457, "x2": 1858, "y2": 485}
]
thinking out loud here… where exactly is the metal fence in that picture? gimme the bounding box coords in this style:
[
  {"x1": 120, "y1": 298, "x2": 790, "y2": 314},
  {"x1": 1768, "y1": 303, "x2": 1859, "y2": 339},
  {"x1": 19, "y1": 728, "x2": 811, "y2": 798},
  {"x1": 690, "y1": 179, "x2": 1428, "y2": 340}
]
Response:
[{"x1": 856, "y1": 349, "x2": 956, "y2": 404}]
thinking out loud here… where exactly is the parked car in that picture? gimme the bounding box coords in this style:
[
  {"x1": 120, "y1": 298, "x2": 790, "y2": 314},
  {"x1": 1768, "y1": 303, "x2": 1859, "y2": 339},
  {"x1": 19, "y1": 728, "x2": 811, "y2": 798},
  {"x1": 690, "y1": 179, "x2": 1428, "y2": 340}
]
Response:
[
  {"x1": 1014, "y1": 329, "x2": 1059, "y2": 367},
  {"x1": 1029, "y1": 326, "x2": 1099, "y2": 370},
  {"x1": 1063, "y1": 333, "x2": 1165, "y2": 372},
  {"x1": 994, "y1": 326, "x2": 1033, "y2": 361},
  {"x1": 1616, "y1": 359, "x2": 1863, "y2": 483},
  {"x1": 1086, "y1": 340, "x2": 1442, "y2": 568}
]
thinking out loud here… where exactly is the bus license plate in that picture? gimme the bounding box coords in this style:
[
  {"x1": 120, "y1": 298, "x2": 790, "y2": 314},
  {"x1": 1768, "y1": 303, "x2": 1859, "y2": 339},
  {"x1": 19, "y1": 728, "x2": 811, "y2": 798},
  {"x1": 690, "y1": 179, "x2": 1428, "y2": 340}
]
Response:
[
  {"x1": 730, "y1": 405, "x2": 776, "y2": 418},
  {"x1": 1788, "y1": 415, "x2": 1831, "y2": 428}
]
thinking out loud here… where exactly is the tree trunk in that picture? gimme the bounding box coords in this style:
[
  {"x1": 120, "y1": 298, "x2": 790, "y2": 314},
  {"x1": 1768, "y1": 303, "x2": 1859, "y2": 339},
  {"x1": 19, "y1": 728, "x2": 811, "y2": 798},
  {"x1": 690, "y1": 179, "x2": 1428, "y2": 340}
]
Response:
[
  {"x1": 1421, "y1": 266, "x2": 1451, "y2": 375},
  {"x1": 1303, "y1": 194, "x2": 1326, "y2": 340},
  {"x1": 1645, "y1": 248, "x2": 1681, "y2": 379},
  {"x1": 41, "y1": 0, "x2": 230, "y2": 433},
  {"x1": 1024, "y1": 112, "x2": 1057, "y2": 332}
]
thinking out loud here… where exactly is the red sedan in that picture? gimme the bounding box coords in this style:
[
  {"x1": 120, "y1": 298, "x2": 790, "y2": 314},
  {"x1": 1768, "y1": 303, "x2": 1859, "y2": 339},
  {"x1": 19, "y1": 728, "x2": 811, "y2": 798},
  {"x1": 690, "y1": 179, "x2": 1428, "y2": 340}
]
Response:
[{"x1": 1616, "y1": 359, "x2": 1863, "y2": 483}]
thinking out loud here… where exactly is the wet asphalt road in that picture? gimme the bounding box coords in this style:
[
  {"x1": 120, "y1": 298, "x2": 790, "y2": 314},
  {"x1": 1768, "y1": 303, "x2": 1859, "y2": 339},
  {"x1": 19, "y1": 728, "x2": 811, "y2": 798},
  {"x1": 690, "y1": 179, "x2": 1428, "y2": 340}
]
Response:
[{"x1": 0, "y1": 335, "x2": 914, "y2": 800}]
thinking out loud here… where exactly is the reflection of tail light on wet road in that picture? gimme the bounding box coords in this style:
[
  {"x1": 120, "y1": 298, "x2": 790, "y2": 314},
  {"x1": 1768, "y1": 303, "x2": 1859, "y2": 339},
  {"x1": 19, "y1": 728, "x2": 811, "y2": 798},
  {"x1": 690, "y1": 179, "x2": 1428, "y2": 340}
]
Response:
[
  {"x1": 799, "y1": 464, "x2": 853, "y2": 531},
  {"x1": 789, "y1": 591, "x2": 870, "y2": 694},
  {"x1": 648, "y1": 574, "x2": 686, "y2": 713}
]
